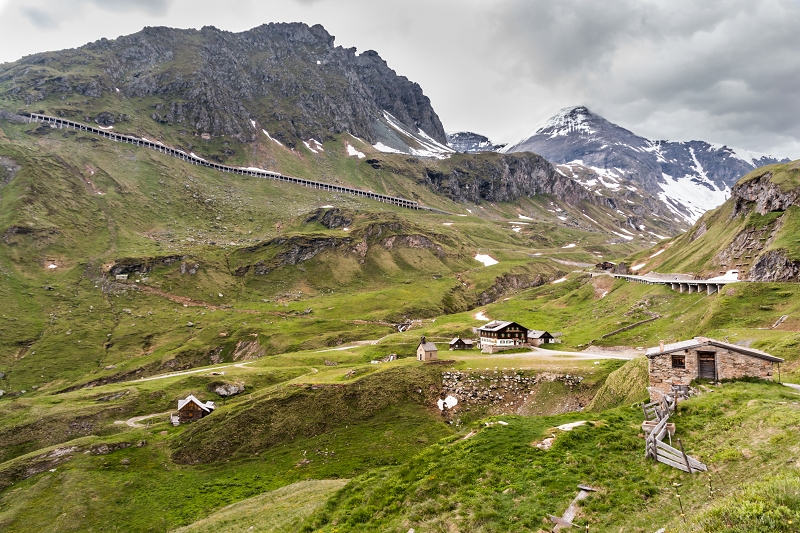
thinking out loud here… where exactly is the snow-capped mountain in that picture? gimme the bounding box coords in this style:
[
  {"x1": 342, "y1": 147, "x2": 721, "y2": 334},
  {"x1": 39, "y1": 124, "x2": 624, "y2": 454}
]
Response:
[
  {"x1": 502, "y1": 106, "x2": 789, "y2": 223},
  {"x1": 446, "y1": 131, "x2": 506, "y2": 153}
]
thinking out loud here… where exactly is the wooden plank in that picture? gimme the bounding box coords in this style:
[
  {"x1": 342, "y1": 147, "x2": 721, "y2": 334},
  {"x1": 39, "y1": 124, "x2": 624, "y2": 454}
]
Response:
[
  {"x1": 655, "y1": 454, "x2": 691, "y2": 472},
  {"x1": 654, "y1": 440, "x2": 706, "y2": 468},
  {"x1": 548, "y1": 514, "x2": 573, "y2": 527},
  {"x1": 655, "y1": 446, "x2": 706, "y2": 471}
]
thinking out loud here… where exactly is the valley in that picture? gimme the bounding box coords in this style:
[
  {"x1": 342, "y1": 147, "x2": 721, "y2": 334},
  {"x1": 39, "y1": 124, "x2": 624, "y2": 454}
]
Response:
[{"x1": 1, "y1": 20, "x2": 799, "y2": 533}]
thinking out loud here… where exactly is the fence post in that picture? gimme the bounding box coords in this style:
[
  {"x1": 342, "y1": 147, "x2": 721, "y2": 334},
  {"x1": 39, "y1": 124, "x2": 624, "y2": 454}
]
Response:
[{"x1": 677, "y1": 438, "x2": 693, "y2": 474}]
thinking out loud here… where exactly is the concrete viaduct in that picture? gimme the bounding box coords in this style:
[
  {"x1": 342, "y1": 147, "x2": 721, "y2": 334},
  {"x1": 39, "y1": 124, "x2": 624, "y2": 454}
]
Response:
[
  {"x1": 26, "y1": 113, "x2": 422, "y2": 211},
  {"x1": 611, "y1": 273, "x2": 737, "y2": 295}
]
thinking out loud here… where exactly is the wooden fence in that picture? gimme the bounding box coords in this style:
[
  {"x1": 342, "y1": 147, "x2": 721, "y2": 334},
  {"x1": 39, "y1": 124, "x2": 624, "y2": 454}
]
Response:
[{"x1": 642, "y1": 394, "x2": 706, "y2": 473}]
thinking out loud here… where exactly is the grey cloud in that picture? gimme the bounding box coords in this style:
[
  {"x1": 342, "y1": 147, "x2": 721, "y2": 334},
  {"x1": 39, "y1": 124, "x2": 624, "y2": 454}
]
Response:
[
  {"x1": 21, "y1": 7, "x2": 59, "y2": 29},
  {"x1": 87, "y1": 0, "x2": 173, "y2": 15},
  {"x1": 487, "y1": 0, "x2": 800, "y2": 155}
]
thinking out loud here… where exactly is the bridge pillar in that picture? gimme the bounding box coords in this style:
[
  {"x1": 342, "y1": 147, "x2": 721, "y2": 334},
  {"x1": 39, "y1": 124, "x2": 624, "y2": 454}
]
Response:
[{"x1": 706, "y1": 284, "x2": 717, "y2": 295}]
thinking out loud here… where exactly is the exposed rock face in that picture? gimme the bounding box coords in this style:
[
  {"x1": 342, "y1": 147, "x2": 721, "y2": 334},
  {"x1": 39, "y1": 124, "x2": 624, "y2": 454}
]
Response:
[
  {"x1": 446, "y1": 131, "x2": 505, "y2": 153},
  {"x1": 108, "y1": 255, "x2": 187, "y2": 276},
  {"x1": 424, "y1": 153, "x2": 592, "y2": 205},
  {"x1": 232, "y1": 340, "x2": 265, "y2": 361},
  {"x1": 211, "y1": 381, "x2": 245, "y2": 397},
  {"x1": 731, "y1": 167, "x2": 800, "y2": 218},
  {"x1": 748, "y1": 250, "x2": 800, "y2": 282},
  {"x1": 0, "y1": 24, "x2": 445, "y2": 146},
  {"x1": 477, "y1": 273, "x2": 545, "y2": 305},
  {"x1": 304, "y1": 207, "x2": 352, "y2": 229},
  {"x1": 381, "y1": 234, "x2": 444, "y2": 257},
  {"x1": 231, "y1": 221, "x2": 449, "y2": 277}
]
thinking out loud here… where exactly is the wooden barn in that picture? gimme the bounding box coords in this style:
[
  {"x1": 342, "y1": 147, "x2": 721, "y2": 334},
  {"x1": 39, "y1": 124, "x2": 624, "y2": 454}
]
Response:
[
  {"x1": 449, "y1": 337, "x2": 474, "y2": 350},
  {"x1": 417, "y1": 336, "x2": 439, "y2": 361},
  {"x1": 478, "y1": 320, "x2": 529, "y2": 353},
  {"x1": 527, "y1": 330, "x2": 555, "y2": 346},
  {"x1": 646, "y1": 337, "x2": 784, "y2": 398},
  {"x1": 176, "y1": 395, "x2": 216, "y2": 423}
]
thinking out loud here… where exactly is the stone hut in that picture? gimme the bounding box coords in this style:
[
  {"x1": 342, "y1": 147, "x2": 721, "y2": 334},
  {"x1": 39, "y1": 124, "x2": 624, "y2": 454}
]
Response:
[
  {"x1": 646, "y1": 337, "x2": 783, "y2": 398},
  {"x1": 417, "y1": 336, "x2": 439, "y2": 361},
  {"x1": 449, "y1": 337, "x2": 474, "y2": 350}
]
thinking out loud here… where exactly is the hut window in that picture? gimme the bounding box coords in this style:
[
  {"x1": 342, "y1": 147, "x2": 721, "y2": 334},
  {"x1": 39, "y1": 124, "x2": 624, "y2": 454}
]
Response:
[{"x1": 672, "y1": 354, "x2": 686, "y2": 369}]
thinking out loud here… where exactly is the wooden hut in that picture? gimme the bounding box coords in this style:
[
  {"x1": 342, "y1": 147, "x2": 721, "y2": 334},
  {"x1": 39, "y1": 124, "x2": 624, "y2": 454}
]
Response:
[
  {"x1": 448, "y1": 337, "x2": 474, "y2": 350},
  {"x1": 176, "y1": 395, "x2": 216, "y2": 423}
]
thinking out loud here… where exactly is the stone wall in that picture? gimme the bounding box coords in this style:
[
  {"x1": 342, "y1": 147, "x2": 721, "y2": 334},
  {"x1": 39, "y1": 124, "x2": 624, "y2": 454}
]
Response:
[
  {"x1": 649, "y1": 347, "x2": 775, "y2": 397},
  {"x1": 440, "y1": 370, "x2": 585, "y2": 418}
]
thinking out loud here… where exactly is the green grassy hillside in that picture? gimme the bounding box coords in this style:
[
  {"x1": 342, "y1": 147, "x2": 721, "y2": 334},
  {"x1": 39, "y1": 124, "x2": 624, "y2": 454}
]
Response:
[{"x1": 301, "y1": 381, "x2": 800, "y2": 532}]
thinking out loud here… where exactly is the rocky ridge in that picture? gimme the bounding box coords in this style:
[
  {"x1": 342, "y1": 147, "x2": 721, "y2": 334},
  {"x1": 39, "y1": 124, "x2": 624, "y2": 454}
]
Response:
[
  {"x1": 0, "y1": 23, "x2": 445, "y2": 149},
  {"x1": 446, "y1": 131, "x2": 506, "y2": 153}
]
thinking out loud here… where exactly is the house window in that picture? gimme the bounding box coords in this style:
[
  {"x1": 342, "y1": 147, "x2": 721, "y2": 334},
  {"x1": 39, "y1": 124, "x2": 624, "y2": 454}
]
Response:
[{"x1": 671, "y1": 354, "x2": 686, "y2": 369}]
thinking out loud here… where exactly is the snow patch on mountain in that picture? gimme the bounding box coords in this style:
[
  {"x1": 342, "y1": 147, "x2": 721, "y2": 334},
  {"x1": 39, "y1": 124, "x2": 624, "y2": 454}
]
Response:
[
  {"x1": 658, "y1": 172, "x2": 729, "y2": 222},
  {"x1": 375, "y1": 111, "x2": 454, "y2": 159}
]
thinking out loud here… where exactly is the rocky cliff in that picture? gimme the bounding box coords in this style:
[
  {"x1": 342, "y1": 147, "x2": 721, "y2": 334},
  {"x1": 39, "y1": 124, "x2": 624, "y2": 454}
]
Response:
[{"x1": 0, "y1": 23, "x2": 445, "y2": 147}]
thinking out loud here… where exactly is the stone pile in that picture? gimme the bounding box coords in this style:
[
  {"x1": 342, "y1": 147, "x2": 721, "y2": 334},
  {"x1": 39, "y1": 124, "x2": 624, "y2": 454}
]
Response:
[{"x1": 441, "y1": 370, "x2": 584, "y2": 414}]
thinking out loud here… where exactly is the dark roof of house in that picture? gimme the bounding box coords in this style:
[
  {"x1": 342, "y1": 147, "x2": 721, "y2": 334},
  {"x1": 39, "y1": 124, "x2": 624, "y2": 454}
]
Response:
[
  {"x1": 527, "y1": 330, "x2": 552, "y2": 338},
  {"x1": 419, "y1": 342, "x2": 438, "y2": 352},
  {"x1": 645, "y1": 337, "x2": 784, "y2": 363},
  {"x1": 449, "y1": 337, "x2": 473, "y2": 345},
  {"x1": 478, "y1": 320, "x2": 526, "y2": 332}
]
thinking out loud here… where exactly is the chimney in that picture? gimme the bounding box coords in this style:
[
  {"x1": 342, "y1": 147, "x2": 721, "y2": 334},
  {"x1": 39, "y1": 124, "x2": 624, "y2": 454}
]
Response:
[{"x1": 659, "y1": 340, "x2": 665, "y2": 353}]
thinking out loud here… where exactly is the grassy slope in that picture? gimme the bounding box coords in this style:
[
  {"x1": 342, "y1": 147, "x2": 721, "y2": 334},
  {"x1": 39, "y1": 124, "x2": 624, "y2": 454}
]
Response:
[
  {"x1": 301, "y1": 381, "x2": 800, "y2": 533},
  {"x1": 1, "y1": 112, "x2": 654, "y2": 395},
  {"x1": 170, "y1": 479, "x2": 350, "y2": 533}
]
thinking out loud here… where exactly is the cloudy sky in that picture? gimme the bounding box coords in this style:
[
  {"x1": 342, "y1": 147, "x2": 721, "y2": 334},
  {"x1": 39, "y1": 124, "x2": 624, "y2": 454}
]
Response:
[{"x1": 1, "y1": 0, "x2": 799, "y2": 158}]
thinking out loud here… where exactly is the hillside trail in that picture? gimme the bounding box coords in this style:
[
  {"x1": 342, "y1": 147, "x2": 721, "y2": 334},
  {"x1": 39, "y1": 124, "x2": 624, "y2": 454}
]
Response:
[
  {"x1": 114, "y1": 411, "x2": 172, "y2": 428},
  {"x1": 130, "y1": 361, "x2": 255, "y2": 383}
]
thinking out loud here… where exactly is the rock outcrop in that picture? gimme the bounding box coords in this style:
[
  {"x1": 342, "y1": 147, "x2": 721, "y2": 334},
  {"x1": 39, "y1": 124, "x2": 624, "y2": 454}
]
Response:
[{"x1": 731, "y1": 164, "x2": 800, "y2": 218}]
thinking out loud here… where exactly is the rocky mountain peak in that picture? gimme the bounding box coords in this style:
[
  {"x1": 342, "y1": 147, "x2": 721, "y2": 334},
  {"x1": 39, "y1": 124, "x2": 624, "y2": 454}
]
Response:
[
  {"x1": 0, "y1": 23, "x2": 446, "y2": 148},
  {"x1": 501, "y1": 106, "x2": 789, "y2": 224}
]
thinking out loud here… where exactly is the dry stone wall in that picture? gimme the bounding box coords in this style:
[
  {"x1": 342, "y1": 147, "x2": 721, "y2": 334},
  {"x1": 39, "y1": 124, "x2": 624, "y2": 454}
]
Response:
[{"x1": 440, "y1": 370, "x2": 585, "y2": 418}]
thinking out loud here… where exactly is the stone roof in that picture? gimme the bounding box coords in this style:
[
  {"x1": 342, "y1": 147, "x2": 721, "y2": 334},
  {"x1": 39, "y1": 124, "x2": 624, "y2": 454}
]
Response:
[
  {"x1": 419, "y1": 342, "x2": 438, "y2": 352},
  {"x1": 177, "y1": 394, "x2": 216, "y2": 412},
  {"x1": 527, "y1": 330, "x2": 552, "y2": 338},
  {"x1": 645, "y1": 337, "x2": 784, "y2": 363}
]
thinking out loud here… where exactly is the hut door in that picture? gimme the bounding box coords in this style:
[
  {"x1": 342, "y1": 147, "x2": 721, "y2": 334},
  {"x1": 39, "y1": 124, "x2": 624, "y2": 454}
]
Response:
[{"x1": 698, "y1": 351, "x2": 716, "y2": 380}]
